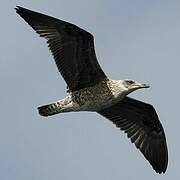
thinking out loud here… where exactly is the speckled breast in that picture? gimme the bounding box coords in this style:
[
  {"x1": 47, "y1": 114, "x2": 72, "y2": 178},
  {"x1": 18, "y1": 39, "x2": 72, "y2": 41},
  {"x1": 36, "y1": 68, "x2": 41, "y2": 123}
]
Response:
[{"x1": 70, "y1": 80, "x2": 117, "y2": 111}]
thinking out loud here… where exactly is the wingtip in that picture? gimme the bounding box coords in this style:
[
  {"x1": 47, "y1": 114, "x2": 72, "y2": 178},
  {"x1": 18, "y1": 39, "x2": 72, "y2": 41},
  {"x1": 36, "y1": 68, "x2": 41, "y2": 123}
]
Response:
[
  {"x1": 152, "y1": 156, "x2": 168, "y2": 174},
  {"x1": 155, "y1": 169, "x2": 167, "y2": 174},
  {"x1": 15, "y1": 6, "x2": 21, "y2": 11},
  {"x1": 14, "y1": 6, "x2": 18, "y2": 11},
  {"x1": 15, "y1": 6, "x2": 28, "y2": 13},
  {"x1": 14, "y1": 6, "x2": 22, "y2": 14},
  {"x1": 155, "y1": 169, "x2": 165, "y2": 174}
]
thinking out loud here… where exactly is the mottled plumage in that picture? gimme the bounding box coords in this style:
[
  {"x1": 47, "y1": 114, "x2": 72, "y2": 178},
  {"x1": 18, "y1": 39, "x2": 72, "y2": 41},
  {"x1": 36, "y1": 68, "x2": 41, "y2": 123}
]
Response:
[{"x1": 16, "y1": 6, "x2": 168, "y2": 174}]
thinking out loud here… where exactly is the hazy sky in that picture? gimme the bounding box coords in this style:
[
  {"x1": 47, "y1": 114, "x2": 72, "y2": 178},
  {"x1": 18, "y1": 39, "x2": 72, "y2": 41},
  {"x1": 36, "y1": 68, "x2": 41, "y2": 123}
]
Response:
[{"x1": 1, "y1": 0, "x2": 180, "y2": 179}]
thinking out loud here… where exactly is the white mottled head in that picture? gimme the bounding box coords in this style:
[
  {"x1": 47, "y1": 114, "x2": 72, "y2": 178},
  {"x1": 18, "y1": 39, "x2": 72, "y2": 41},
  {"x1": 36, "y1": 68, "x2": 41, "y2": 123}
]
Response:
[
  {"x1": 122, "y1": 79, "x2": 150, "y2": 94},
  {"x1": 110, "y1": 79, "x2": 150, "y2": 99}
]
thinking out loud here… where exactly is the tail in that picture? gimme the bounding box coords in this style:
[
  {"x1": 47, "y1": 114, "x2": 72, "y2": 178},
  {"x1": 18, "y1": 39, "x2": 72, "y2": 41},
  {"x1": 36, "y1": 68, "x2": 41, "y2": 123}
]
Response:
[
  {"x1": 38, "y1": 102, "x2": 61, "y2": 117},
  {"x1": 38, "y1": 97, "x2": 73, "y2": 117}
]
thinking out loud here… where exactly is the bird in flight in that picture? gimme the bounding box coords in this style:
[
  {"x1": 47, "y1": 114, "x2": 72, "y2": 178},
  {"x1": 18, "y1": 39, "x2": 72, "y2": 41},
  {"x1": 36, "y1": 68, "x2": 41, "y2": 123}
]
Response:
[{"x1": 15, "y1": 6, "x2": 168, "y2": 174}]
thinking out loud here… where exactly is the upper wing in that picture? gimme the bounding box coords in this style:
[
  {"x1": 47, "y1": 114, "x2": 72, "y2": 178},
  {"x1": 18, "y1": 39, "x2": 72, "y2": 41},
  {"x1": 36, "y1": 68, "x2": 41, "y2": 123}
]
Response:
[
  {"x1": 98, "y1": 97, "x2": 168, "y2": 174},
  {"x1": 15, "y1": 6, "x2": 107, "y2": 91}
]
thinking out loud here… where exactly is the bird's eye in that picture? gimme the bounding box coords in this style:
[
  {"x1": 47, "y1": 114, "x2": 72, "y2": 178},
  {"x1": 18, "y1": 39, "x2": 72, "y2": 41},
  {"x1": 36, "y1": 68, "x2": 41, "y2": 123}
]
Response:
[{"x1": 126, "y1": 80, "x2": 134, "y2": 85}]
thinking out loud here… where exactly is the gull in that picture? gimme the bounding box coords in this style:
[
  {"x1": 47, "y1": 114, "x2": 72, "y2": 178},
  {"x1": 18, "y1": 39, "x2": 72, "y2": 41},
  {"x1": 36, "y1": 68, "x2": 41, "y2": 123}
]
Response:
[{"x1": 15, "y1": 6, "x2": 168, "y2": 174}]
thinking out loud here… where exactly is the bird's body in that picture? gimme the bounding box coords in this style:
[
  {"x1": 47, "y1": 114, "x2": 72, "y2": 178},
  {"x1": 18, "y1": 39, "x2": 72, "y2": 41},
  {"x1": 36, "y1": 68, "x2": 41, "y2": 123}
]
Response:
[
  {"x1": 39, "y1": 79, "x2": 130, "y2": 116},
  {"x1": 16, "y1": 6, "x2": 168, "y2": 174}
]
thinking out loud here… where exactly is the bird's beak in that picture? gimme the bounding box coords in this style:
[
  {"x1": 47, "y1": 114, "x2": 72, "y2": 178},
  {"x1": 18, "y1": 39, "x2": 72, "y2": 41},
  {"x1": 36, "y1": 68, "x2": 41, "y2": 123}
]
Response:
[
  {"x1": 139, "y1": 83, "x2": 150, "y2": 88},
  {"x1": 132, "y1": 83, "x2": 150, "y2": 89}
]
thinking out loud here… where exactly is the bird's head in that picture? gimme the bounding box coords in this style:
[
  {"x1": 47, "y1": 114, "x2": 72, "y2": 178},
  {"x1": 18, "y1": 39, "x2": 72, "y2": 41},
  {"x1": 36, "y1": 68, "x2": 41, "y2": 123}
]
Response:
[{"x1": 122, "y1": 79, "x2": 150, "y2": 94}]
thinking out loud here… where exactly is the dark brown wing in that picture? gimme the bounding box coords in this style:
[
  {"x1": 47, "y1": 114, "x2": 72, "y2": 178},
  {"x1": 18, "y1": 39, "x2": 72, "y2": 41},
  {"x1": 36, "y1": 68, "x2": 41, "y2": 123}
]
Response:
[
  {"x1": 15, "y1": 6, "x2": 107, "y2": 91},
  {"x1": 98, "y1": 97, "x2": 168, "y2": 174}
]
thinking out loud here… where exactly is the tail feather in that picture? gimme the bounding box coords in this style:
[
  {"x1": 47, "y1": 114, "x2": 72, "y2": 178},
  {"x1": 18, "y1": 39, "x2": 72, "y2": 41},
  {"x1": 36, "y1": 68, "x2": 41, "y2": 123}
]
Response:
[
  {"x1": 38, "y1": 103, "x2": 60, "y2": 117},
  {"x1": 38, "y1": 97, "x2": 73, "y2": 117}
]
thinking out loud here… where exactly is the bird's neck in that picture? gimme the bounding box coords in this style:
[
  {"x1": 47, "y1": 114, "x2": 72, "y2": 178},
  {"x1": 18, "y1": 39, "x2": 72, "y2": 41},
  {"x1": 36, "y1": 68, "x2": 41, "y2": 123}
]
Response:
[{"x1": 107, "y1": 79, "x2": 128, "y2": 100}]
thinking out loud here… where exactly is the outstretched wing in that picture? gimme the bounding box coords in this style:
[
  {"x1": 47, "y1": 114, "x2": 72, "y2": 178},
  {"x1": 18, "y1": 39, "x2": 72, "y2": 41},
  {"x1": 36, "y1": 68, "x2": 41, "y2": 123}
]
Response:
[
  {"x1": 98, "y1": 97, "x2": 168, "y2": 174},
  {"x1": 15, "y1": 6, "x2": 107, "y2": 91}
]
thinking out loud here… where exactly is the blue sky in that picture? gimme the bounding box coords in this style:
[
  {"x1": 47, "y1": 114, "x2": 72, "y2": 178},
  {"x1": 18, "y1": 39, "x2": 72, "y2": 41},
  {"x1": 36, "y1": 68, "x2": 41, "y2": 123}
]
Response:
[{"x1": 1, "y1": 0, "x2": 180, "y2": 179}]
